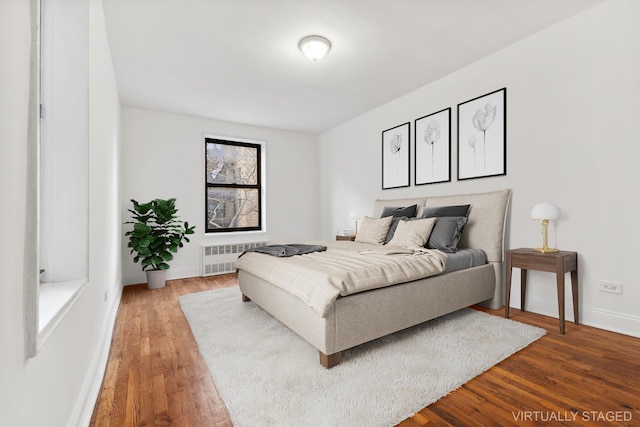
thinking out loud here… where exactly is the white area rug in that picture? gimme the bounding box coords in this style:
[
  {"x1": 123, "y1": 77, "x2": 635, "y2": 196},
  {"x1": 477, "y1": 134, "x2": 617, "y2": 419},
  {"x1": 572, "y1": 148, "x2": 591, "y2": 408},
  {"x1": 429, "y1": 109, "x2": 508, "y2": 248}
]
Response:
[{"x1": 179, "y1": 287, "x2": 545, "y2": 427}]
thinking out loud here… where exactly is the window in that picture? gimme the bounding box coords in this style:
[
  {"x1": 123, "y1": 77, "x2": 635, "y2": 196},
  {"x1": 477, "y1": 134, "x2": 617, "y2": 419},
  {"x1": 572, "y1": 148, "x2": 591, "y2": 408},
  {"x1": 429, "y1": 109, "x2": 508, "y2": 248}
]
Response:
[
  {"x1": 25, "y1": 0, "x2": 89, "y2": 357},
  {"x1": 205, "y1": 137, "x2": 263, "y2": 233}
]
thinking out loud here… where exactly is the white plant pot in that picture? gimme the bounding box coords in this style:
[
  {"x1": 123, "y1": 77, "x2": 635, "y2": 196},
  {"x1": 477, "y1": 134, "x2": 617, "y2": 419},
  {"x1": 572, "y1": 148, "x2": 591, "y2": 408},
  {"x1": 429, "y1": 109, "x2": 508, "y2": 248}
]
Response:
[{"x1": 146, "y1": 269, "x2": 167, "y2": 290}]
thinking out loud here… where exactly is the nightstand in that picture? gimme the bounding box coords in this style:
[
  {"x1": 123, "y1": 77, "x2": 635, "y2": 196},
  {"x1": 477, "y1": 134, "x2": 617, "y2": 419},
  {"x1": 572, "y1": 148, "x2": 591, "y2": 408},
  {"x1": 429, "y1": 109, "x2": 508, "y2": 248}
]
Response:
[
  {"x1": 505, "y1": 248, "x2": 578, "y2": 334},
  {"x1": 336, "y1": 235, "x2": 356, "y2": 241}
]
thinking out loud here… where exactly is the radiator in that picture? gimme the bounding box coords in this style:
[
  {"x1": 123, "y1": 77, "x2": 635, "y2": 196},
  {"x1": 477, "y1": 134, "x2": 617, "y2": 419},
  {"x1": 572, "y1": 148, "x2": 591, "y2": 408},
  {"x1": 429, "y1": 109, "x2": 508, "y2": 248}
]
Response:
[{"x1": 200, "y1": 241, "x2": 268, "y2": 276}]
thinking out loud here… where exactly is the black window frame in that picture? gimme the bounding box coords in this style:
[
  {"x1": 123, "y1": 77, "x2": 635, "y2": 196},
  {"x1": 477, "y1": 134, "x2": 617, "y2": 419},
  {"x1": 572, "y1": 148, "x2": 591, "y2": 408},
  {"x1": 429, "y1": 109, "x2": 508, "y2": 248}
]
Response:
[{"x1": 205, "y1": 137, "x2": 263, "y2": 233}]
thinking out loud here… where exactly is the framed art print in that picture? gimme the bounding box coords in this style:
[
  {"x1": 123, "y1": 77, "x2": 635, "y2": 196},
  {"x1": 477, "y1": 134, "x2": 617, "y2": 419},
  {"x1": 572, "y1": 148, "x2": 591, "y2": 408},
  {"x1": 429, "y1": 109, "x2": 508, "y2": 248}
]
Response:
[
  {"x1": 457, "y1": 88, "x2": 506, "y2": 180},
  {"x1": 382, "y1": 122, "x2": 410, "y2": 189},
  {"x1": 415, "y1": 108, "x2": 451, "y2": 185}
]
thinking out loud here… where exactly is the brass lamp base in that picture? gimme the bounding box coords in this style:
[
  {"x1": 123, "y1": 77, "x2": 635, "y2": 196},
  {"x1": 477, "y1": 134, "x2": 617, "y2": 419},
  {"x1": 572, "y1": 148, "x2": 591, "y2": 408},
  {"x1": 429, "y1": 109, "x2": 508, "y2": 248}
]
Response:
[
  {"x1": 533, "y1": 247, "x2": 559, "y2": 253},
  {"x1": 534, "y1": 219, "x2": 559, "y2": 253}
]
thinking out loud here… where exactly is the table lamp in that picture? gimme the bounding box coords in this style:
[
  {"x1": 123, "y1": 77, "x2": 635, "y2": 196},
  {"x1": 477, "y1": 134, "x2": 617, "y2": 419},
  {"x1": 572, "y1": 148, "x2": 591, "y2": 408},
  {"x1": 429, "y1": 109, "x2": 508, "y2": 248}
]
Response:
[
  {"x1": 531, "y1": 202, "x2": 560, "y2": 253},
  {"x1": 350, "y1": 210, "x2": 362, "y2": 236}
]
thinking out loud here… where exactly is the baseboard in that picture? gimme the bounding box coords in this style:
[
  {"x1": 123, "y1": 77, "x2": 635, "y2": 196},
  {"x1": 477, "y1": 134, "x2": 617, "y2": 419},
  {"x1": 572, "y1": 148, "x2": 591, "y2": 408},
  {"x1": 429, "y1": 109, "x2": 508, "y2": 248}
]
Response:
[
  {"x1": 510, "y1": 292, "x2": 640, "y2": 338},
  {"x1": 123, "y1": 267, "x2": 201, "y2": 286},
  {"x1": 68, "y1": 283, "x2": 123, "y2": 427},
  {"x1": 581, "y1": 306, "x2": 640, "y2": 338}
]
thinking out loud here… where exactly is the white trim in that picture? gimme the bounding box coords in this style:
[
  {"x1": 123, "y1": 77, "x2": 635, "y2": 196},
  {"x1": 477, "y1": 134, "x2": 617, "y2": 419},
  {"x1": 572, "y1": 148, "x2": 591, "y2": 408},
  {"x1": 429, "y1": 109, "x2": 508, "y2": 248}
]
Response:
[
  {"x1": 28, "y1": 0, "x2": 91, "y2": 357},
  {"x1": 509, "y1": 292, "x2": 640, "y2": 338},
  {"x1": 204, "y1": 133, "x2": 266, "y2": 146},
  {"x1": 203, "y1": 133, "x2": 267, "y2": 234},
  {"x1": 123, "y1": 266, "x2": 201, "y2": 287},
  {"x1": 67, "y1": 283, "x2": 123, "y2": 427},
  {"x1": 24, "y1": 0, "x2": 42, "y2": 359},
  {"x1": 38, "y1": 279, "x2": 88, "y2": 344},
  {"x1": 202, "y1": 230, "x2": 269, "y2": 242}
]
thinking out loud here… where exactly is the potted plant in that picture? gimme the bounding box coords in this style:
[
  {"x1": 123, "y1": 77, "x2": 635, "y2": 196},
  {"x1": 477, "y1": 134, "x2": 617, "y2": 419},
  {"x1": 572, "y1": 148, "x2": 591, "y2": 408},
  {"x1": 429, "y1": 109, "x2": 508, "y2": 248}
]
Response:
[{"x1": 125, "y1": 198, "x2": 195, "y2": 289}]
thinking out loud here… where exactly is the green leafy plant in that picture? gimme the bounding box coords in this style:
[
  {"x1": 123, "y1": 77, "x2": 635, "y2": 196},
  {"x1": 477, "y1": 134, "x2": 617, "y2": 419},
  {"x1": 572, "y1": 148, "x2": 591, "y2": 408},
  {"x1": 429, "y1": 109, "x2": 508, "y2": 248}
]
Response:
[{"x1": 125, "y1": 198, "x2": 195, "y2": 271}]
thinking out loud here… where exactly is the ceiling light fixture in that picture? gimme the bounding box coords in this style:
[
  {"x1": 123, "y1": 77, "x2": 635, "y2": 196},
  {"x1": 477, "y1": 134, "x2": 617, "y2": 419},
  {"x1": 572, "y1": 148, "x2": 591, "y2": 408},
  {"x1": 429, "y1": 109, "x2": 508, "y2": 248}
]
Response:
[{"x1": 298, "y1": 35, "x2": 331, "y2": 62}]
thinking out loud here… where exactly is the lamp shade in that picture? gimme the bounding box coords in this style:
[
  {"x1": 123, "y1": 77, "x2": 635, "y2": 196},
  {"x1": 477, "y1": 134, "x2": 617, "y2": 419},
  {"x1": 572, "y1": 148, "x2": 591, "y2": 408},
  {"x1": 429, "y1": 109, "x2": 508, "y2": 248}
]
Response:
[
  {"x1": 350, "y1": 210, "x2": 362, "y2": 220},
  {"x1": 298, "y1": 35, "x2": 331, "y2": 61},
  {"x1": 531, "y1": 202, "x2": 560, "y2": 220}
]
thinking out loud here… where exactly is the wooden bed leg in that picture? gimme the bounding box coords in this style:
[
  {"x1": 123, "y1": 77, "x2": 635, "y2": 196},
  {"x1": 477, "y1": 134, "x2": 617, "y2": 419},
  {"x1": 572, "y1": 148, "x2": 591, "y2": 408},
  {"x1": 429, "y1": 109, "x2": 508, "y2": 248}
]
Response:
[
  {"x1": 319, "y1": 351, "x2": 342, "y2": 369},
  {"x1": 241, "y1": 293, "x2": 251, "y2": 302}
]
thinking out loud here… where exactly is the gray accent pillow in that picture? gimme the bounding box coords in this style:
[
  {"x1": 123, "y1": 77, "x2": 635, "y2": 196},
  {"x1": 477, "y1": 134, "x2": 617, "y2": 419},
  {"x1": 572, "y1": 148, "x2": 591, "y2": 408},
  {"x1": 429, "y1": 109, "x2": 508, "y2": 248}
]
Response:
[
  {"x1": 420, "y1": 204, "x2": 470, "y2": 218},
  {"x1": 380, "y1": 204, "x2": 417, "y2": 218},
  {"x1": 384, "y1": 216, "x2": 409, "y2": 244},
  {"x1": 426, "y1": 216, "x2": 468, "y2": 253}
]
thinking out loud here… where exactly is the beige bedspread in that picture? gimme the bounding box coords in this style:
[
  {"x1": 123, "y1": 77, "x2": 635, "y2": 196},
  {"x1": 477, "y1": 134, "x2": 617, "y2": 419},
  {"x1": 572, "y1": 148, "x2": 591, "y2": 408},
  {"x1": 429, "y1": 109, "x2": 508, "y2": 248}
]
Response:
[{"x1": 235, "y1": 240, "x2": 447, "y2": 317}]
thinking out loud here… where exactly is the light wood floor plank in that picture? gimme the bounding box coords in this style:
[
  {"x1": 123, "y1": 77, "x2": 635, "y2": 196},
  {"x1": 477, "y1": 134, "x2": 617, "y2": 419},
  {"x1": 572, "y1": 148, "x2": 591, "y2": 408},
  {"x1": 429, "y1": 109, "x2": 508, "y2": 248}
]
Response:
[{"x1": 90, "y1": 275, "x2": 640, "y2": 426}]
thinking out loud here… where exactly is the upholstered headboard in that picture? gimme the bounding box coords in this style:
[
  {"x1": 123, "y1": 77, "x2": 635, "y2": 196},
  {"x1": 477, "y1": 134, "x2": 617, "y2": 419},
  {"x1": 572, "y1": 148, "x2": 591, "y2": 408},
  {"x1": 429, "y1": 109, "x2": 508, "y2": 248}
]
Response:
[
  {"x1": 372, "y1": 188, "x2": 512, "y2": 309},
  {"x1": 372, "y1": 188, "x2": 511, "y2": 262}
]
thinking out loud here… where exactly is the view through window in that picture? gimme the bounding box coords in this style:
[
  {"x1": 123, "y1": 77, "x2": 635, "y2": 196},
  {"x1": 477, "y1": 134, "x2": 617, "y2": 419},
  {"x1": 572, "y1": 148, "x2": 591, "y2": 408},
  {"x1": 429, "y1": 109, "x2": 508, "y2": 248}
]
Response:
[{"x1": 205, "y1": 137, "x2": 262, "y2": 233}]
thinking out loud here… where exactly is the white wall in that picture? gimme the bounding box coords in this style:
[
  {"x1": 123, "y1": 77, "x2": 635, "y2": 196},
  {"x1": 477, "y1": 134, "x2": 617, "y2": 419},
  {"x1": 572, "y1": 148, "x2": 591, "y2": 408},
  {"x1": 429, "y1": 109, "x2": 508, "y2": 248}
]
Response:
[
  {"x1": 0, "y1": 0, "x2": 122, "y2": 426},
  {"x1": 318, "y1": 0, "x2": 640, "y2": 337},
  {"x1": 0, "y1": 1, "x2": 33, "y2": 426},
  {"x1": 121, "y1": 107, "x2": 320, "y2": 284}
]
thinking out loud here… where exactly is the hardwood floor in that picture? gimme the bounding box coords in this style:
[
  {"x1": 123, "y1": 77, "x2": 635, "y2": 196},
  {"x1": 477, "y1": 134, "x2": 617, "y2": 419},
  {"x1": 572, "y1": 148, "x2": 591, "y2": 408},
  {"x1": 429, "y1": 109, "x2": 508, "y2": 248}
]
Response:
[
  {"x1": 90, "y1": 275, "x2": 640, "y2": 426},
  {"x1": 90, "y1": 275, "x2": 235, "y2": 427}
]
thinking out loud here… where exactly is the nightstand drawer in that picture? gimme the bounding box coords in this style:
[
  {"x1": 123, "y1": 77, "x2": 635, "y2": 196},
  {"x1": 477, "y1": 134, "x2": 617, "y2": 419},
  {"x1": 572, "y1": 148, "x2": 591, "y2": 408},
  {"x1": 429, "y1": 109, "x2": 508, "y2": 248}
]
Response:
[{"x1": 510, "y1": 249, "x2": 577, "y2": 273}]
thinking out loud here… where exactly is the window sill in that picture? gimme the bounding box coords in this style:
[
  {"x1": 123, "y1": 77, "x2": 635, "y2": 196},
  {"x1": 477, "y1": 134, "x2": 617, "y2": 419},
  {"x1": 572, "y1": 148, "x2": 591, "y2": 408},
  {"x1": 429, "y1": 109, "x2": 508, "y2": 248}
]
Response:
[
  {"x1": 38, "y1": 278, "x2": 88, "y2": 346},
  {"x1": 203, "y1": 230, "x2": 268, "y2": 241}
]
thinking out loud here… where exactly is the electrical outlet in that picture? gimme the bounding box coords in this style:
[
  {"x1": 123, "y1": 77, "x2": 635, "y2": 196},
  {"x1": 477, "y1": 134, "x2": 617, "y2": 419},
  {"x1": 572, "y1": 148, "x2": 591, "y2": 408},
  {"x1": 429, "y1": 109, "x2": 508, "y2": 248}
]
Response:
[
  {"x1": 104, "y1": 289, "x2": 109, "y2": 302},
  {"x1": 598, "y1": 280, "x2": 622, "y2": 294}
]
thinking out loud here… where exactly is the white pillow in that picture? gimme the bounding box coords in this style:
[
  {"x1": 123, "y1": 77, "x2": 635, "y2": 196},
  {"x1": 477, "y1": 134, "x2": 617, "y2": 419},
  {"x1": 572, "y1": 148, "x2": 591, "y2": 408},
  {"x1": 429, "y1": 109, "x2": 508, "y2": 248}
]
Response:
[
  {"x1": 355, "y1": 216, "x2": 393, "y2": 244},
  {"x1": 387, "y1": 217, "x2": 437, "y2": 248}
]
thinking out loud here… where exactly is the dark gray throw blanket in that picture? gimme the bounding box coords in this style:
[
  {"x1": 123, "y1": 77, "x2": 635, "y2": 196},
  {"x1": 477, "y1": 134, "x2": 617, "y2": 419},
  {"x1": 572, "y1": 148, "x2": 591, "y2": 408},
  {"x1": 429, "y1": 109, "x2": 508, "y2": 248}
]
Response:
[{"x1": 239, "y1": 244, "x2": 327, "y2": 258}]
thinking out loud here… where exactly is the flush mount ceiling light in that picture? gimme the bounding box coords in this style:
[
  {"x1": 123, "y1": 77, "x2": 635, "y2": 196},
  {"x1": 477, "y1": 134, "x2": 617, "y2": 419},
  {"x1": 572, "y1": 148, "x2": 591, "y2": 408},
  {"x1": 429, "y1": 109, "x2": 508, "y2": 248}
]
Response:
[{"x1": 298, "y1": 35, "x2": 331, "y2": 61}]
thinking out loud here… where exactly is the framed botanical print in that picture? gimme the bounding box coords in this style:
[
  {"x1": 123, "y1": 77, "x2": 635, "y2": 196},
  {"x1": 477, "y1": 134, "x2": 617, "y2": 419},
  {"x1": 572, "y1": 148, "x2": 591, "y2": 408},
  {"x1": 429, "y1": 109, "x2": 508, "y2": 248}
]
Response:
[
  {"x1": 415, "y1": 108, "x2": 451, "y2": 185},
  {"x1": 457, "y1": 88, "x2": 506, "y2": 180},
  {"x1": 382, "y1": 122, "x2": 410, "y2": 189}
]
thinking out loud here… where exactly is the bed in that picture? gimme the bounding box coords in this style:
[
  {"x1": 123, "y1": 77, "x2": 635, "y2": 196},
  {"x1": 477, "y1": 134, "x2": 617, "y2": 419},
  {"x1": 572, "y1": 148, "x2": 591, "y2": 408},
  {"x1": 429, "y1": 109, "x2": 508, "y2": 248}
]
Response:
[{"x1": 236, "y1": 189, "x2": 512, "y2": 368}]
